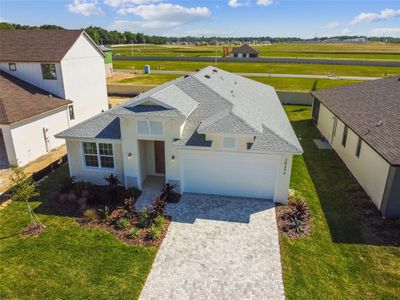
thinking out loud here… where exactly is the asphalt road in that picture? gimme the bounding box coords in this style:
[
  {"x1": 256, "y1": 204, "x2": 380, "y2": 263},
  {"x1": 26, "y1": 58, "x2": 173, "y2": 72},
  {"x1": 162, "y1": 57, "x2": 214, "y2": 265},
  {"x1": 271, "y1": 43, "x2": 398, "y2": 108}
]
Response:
[
  {"x1": 115, "y1": 69, "x2": 380, "y2": 81},
  {"x1": 113, "y1": 55, "x2": 400, "y2": 67}
]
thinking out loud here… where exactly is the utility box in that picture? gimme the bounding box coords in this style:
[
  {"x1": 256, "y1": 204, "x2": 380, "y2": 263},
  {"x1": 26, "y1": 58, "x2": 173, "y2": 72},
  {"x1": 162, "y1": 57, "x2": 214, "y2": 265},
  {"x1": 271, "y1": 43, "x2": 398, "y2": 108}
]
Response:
[{"x1": 144, "y1": 65, "x2": 151, "y2": 74}]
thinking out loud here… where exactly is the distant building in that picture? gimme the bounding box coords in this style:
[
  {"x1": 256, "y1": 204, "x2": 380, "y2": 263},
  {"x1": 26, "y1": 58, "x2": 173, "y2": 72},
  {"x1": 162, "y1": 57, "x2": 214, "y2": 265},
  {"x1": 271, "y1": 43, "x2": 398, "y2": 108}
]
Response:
[
  {"x1": 99, "y1": 45, "x2": 113, "y2": 77},
  {"x1": 230, "y1": 44, "x2": 260, "y2": 59}
]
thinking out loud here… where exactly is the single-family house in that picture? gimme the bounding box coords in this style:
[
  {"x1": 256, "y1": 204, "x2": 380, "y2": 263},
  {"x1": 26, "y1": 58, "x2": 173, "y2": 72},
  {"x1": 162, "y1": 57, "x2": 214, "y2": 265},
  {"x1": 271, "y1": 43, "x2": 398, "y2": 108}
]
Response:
[
  {"x1": 0, "y1": 29, "x2": 109, "y2": 166},
  {"x1": 231, "y1": 44, "x2": 260, "y2": 59},
  {"x1": 312, "y1": 76, "x2": 400, "y2": 218},
  {"x1": 56, "y1": 67, "x2": 303, "y2": 203}
]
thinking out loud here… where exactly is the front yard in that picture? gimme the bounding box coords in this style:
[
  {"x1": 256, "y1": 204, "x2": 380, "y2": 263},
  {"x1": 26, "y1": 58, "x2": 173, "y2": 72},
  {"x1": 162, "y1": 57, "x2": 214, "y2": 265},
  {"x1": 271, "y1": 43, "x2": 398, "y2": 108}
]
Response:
[
  {"x1": 0, "y1": 105, "x2": 399, "y2": 299},
  {"x1": 282, "y1": 105, "x2": 400, "y2": 299}
]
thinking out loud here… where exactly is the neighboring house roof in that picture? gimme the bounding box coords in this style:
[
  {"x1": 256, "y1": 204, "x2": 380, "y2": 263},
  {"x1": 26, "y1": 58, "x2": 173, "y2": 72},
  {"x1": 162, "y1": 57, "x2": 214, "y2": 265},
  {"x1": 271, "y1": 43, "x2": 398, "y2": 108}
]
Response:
[
  {"x1": 232, "y1": 44, "x2": 259, "y2": 55},
  {"x1": 0, "y1": 29, "x2": 104, "y2": 62},
  {"x1": 98, "y1": 45, "x2": 111, "y2": 52},
  {"x1": 57, "y1": 66, "x2": 302, "y2": 154},
  {"x1": 0, "y1": 71, "x2": 72, "y2": 124},
  {"x1": 312, "y1": 76, "x2": 400, "y2": 166}
]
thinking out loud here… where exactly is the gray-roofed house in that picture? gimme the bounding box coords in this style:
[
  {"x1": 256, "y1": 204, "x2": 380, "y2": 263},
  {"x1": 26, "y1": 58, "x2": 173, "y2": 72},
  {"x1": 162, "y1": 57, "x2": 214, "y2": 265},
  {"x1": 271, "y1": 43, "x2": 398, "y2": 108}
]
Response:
[
  {"x1": 312, "y1": 76, "x2": 400, "y2": 218},
  {"x1": 56, "y1": 67, "x2": 303, "y2": 203}
]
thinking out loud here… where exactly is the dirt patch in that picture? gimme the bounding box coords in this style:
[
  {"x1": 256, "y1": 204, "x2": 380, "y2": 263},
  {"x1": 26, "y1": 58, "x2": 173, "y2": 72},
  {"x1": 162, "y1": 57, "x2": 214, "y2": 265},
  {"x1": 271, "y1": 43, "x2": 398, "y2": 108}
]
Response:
[
  {"x1": 107, "y1": 71, "x2": 141, "y2": 84},
  {"x1": 78, "y1": 216, "x2": 171, "y2": 247},
  {"x1": 108, "y1": 96, "x2": 131, "y2": 107},
  {"x1": 275, "y1": 203, "x2": 311, "y2": 239},
  {"x1": 21, "y1": 223, "x2": 47, "y2": 238}
]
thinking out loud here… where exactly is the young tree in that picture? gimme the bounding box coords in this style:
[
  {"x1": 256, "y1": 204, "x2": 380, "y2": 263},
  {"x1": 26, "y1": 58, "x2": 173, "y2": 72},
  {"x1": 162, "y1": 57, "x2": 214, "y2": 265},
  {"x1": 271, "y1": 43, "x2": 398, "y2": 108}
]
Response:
[{"x1": 10, "y1": 167, "x2": 43, "y2": 225}]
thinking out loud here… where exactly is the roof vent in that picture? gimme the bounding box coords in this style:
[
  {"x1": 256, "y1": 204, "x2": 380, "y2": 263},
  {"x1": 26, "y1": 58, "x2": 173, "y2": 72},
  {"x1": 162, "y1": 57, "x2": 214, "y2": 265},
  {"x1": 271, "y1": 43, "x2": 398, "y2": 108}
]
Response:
[
  {"x1": 184, "y1": 75, "x2": 189, "y2": 78},
  {"x1": 48, "y1": 94, "x2": 52, "y2": 98},
  {"x1": 204, "y1": 74, "x2": 211, "y2": 79},
  {"x1": 234, "y1": 81, "x2": 237, "y2": 85},
  {"x1": 212, "y1": 69, "x2": 218, "y2": 73},
  {"x1": 376, "y1": 120, "x2": 383, "y2": 127}
]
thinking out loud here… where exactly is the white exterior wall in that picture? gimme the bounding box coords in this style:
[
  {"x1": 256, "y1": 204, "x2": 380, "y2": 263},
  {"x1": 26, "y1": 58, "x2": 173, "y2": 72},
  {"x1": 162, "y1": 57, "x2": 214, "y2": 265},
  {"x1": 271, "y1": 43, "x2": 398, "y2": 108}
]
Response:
[
  {"x1": 0, "y1": 125, "x2": 16, "y2": 165},
  {"x1": 9, "y1": 108, "x2": 69, "y2": 166},
  {"x1": 317, "y1": 104, "x2": 390, "y2": 209},
  {"x1": 0, "y1": 62, "x2": 65, "y2": 98},
  {"x1": 61, "y1": 35, "x2": 109, "y2": 126},
  {"x1": 66, "y1": 139, "x2": 124, "y2": 185}
]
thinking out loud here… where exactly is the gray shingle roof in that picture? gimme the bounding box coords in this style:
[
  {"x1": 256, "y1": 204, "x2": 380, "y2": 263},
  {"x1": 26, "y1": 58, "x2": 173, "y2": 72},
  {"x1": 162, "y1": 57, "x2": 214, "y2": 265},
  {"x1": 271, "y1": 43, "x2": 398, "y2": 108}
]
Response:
[
  {"x1": 312, "y1": 76, "x2": 400, "y2": 165},
  {"x1": 57, "y1": 66, "x2": 302, "y2": 154}
]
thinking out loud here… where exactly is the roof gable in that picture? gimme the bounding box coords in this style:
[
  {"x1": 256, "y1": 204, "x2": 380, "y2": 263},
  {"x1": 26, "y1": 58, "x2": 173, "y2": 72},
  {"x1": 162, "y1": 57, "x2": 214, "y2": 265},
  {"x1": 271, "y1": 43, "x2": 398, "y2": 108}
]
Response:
[{"x1": 232, "y1": 44, "x2": 259, "y2": 55}]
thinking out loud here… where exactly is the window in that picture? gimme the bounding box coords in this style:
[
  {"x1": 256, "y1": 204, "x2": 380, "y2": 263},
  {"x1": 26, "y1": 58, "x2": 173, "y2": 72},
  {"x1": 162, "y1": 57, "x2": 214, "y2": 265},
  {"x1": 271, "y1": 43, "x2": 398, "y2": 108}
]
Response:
[
  {"x1": 137, "y1": 120, "x2": 163, "y2": 136},
  {"x1": 68, "y1": 105, "x2": 75, "y2": 120},
  {"x1": 342, "y1": 125, "x2": 348, "y2": 147},
  {"x1": 223, "y1": 136, "x2": 236, "y2": 149},
  {"x1": 82, "y1": 142, "x2": 114, "y2": 169},
  {"x1": 41, "y1": 64, "x2": 57, "y2": 80},
  {"x1": 355, "y1": 137, "x2": 362, "y2": 158},
  {"x1": 331, "y1": 117, "x2": 338, "y2": 141},
  {"x1": 8, "y1": 63, "x2": 16, "y2": 71}
]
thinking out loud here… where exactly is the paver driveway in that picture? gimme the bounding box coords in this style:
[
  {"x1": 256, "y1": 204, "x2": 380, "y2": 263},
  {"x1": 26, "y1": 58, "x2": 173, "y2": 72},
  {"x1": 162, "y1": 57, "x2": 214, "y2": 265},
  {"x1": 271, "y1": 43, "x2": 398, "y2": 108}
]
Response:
[{"x1": 139, "y1": 193, "x2": 285, "y2": 300}]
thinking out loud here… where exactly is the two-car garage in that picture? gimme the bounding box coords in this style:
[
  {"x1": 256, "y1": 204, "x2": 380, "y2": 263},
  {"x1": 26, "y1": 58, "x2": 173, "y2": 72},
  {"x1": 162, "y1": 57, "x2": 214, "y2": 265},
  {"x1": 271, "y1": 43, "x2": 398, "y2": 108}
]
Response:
[{"x1": 180, "y1": 150, "x2": 281, "y2": 200}]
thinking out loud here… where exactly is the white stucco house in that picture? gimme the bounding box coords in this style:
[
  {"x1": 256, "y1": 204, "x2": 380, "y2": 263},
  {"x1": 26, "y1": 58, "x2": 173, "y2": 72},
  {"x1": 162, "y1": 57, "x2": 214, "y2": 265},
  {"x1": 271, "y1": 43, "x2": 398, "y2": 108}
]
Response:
[
  {"x1": 56, "y1": 67, "x2": 302, "y2": 203},
  {"x1": 0, "y1": 29, "x2": 109, "y2": 167},
  {"x1": 312, "y1": 76, "x2": 400, "y2": 218}
]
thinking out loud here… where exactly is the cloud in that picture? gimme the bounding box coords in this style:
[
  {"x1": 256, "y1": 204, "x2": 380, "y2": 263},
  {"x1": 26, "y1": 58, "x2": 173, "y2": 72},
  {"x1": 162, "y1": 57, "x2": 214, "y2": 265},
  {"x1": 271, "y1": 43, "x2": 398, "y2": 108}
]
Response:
[
  {"x1": 341, "y1": 28, "x2": 351, "y2": 35},
  {"x1": 256, "y1": 0, "x2": 272, "y2": 6},
  {"x1": 0, "y1": 17, "x2": 8, "y2": 22},
  {"x1": 350, "y1": 8, "x2": 400, "y2": 25},
  {"x1": 228, "y1": 0, "x2": 242, "y2": 8},
  {"x1": 323, "y1": 21, "x2": 340, "y2": 29},
  {"x1": 103, "y1": 0, "x2": 161, "y2": 8},
  {"x1": 67, "y1": 0, "x2": 104, "y2": 16},
  {"x1": 371, "y1": 27, "x2": 400, "y2": 36}
]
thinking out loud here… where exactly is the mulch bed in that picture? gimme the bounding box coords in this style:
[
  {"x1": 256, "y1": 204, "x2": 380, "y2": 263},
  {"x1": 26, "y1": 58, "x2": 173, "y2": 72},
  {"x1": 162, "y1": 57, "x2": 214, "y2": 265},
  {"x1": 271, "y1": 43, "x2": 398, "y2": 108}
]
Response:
[
  {"x1": 21, "y1": 223, "x2": 47, "y2": 238},
  {"x1": 275, "y1": 204, "x2": 311, "y2": 238},
  {"x1": 77, "y1": 216, "x2": 171, "y2": 247}
]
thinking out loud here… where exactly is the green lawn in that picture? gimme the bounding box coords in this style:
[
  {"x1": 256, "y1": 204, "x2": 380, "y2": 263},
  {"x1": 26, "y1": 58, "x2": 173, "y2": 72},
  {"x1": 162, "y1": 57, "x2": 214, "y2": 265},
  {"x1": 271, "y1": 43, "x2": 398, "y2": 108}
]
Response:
[
  {"x1": 0, "y1": 166, "x2": 156, "y2": 299},
  {"x1": 117, "y1": 74, "x2": 361, "y2": 92},
  {"x1": 282, "y1": 105, "x2": 400, "y2": 299},
  {"x1": 113, "y1": 60, "x2": 400, "y2": 77},
  {"x1": 112, "y1": 43, "x2": 400, "y2": 60}
]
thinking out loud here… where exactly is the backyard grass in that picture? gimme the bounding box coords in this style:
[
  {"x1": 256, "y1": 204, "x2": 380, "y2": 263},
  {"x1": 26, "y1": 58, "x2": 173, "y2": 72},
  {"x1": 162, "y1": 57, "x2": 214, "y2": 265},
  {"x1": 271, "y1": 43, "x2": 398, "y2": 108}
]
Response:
[
  {"x1": 282, "y1": 105, "x2": 400, "y2": 299},
  {"x1": 112, "y1": 43, "x2": 400, "y2": 60},
  {"x1": 0, "y1": 166, "x2": 157, "y2": 299},
  {"x1": 116, "y1": 73, "x2": 362, "y2": 92},
  {"x1": 113, "y1": 60, "x2": 400, "y2": 77}
]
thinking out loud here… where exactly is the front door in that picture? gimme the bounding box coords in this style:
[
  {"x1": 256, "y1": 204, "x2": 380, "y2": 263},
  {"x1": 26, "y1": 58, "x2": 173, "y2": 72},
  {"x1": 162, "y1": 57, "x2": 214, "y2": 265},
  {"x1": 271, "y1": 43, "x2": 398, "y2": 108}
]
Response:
[{"x1": 154, "y1": 141, "x2": 165, "y2": 174}]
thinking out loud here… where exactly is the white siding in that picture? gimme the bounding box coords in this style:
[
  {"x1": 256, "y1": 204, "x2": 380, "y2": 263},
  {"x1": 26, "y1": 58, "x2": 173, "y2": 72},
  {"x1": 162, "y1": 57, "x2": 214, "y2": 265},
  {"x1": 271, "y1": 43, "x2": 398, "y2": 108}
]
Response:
[
  {"x1": 0, "y1": 62, "x2": 65, "y2": 98},
  {"x1": 61, "y1": 34, "x2": 109, "y2": 126},
  {"x1": 66, "y1": 140, "x2": 124, "y2": 185},
  {"x1": 0, "y1": 125, "x2": 16, "y2": 165},
  {"x1": 9, "y1": 108, "x2": 69, "y2": 166},
  {"x1": 317, "y1": 104, "x2": 390, "y2": 209}
]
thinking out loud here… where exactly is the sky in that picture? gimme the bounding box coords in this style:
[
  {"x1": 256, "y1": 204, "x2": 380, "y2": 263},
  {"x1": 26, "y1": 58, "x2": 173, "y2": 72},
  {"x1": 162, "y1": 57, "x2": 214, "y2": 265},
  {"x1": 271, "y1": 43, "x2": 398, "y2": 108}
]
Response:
[{"x1": 0, "y1": 0, "x2": 400, "y2": 37}]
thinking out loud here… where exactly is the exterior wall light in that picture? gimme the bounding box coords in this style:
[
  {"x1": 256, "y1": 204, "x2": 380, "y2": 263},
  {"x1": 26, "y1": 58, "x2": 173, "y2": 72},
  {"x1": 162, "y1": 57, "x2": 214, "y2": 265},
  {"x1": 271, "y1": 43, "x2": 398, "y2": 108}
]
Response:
[
  {"x1": 128, "y1": 152, "x2": 132, "y2": 159},
  {"x1": 171, "y1": 155, "x2": 175, "y2": 161}
]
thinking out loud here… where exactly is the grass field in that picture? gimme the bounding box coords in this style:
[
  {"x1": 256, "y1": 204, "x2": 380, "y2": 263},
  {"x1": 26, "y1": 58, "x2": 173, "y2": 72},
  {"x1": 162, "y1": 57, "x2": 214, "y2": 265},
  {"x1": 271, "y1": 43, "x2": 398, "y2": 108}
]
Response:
[
  {"x1": 112, "y1": 43, "x2": 400, "y2": 60},
  {"x1": 283, "y1": 105, "x2": 400, "y2": 299},
  {"x1": 113, "y1": 60, "x2": 400, "y2": 77},
  {"x1": 116, "y1": 73, "x2": 361, "y2": 92},
  {"x1": 0, "y1": 166, "x2": 156, "y2": 299}
]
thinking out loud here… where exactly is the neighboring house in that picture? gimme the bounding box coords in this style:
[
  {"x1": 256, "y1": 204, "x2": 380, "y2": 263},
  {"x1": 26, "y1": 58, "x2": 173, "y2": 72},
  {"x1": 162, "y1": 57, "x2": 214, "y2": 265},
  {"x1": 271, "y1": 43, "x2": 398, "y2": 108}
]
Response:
[
  {"x1": 56, "y1": 67, "x2": 302, "y2": 203},
  {"x1": 0, "y1": 29, "x2": 109, "y2": 166},
  {"x1": 0, "y1": 71, "x2": 71, "y2": 166},
  {"x1": 312, "y1": 76, "x2": 400, "y2": 218},
  {"x1": 99, "y1": 45, "x2": 113, "y2": 78},
  {"x1": 230, "y1": 44, "x2": 260, "y2": 58},
  {"x1": 0, "y1": 30, "x2": 109, "y2": 128}
]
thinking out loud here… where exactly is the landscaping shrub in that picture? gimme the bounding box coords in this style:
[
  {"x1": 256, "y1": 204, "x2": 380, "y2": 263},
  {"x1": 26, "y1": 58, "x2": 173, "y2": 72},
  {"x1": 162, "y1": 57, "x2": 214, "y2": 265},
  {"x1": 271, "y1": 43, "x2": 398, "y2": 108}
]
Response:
[
  {"x1": 104, "y1": 174, "x2": 121, "y2": 204},
  {"x1": 125, "y1": 187, "x2": 142, "y2": 199},
  {"x1": 137, "y1": 208, "x2": 151, "y2": 228},
  {"x1": 147, "y1": 224, "x2": 161, "y2": 240},
  {"x1": 108, "y1": 208, "x2": 128, "y2": 223},
  {"x1": 160, "y1": 183, "x2": 180, "y2": 203},
  {"x1": 129, "y1": 227, "x2": 141, "y2": 239},
  {"x1": 288, "y1": 191, "x2": 309, "y2": 221},
  {"x1": 83, "y1": 209, "x2": 98, "y2": 222},
  {"x1": 116, "y1": 217, "x2": 130, "y2": 229},
  {"x1": 153, "y1": 215, "x2": 166, "y2": 228},
  {"x1": 124, "y1": 197, "x2": 136, "y2": 216},
  {"x1": 150, "y1": 196, "x2": 166, "y2": 219},
  {"x1": 98, "y1": 206, "x2": 110, "y2": 221}
]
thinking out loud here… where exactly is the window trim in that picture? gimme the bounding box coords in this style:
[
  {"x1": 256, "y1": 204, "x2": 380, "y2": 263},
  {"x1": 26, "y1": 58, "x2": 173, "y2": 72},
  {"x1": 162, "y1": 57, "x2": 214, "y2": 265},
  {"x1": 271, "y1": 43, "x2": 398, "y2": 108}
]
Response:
[
  {"x1": 137, "y1": 120, "x2": 164, "y2": 136},
  {"x1": 222, "y1": 136, "x2": 237, "y2": 150},
  {"x1": 81, "y1": 141, "x2": 115, "y2": 171},
  {"x1": 8, "y1": 63, "x2": 16, "y2": 71},
  {"x1": 342, "y1": 125, "x2": 348, "y2": 147},
  {"x1": 41, "y1": 63, "x2": 57, "y2": 80},
  {"x1": 355, "y1": 137, "x2": 362, "y2": 158}
]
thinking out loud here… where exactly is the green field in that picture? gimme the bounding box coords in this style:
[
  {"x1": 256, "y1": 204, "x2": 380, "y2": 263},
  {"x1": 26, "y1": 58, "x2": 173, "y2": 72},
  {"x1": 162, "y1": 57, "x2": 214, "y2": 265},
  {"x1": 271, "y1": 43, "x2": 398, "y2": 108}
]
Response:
[
  {"x1": 282, "y1": 105, "x2": 400, "y2": 299},
  {"x1": 117, "y1": 74, "x2": 361, "y2": 92},
  {"x1": 112, "y1": 43, "x2": 400, "y2": 60},
  {"x1": 114, "y1": 60, "x2": 400, "y2": 77}
]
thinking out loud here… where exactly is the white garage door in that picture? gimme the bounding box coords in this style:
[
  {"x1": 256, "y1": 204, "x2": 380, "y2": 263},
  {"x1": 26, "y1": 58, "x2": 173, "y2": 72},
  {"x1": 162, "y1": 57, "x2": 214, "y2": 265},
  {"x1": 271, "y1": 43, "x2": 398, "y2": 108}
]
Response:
[{"x1": 181, "y1": 151, "x2": 280, "y2": 199}]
